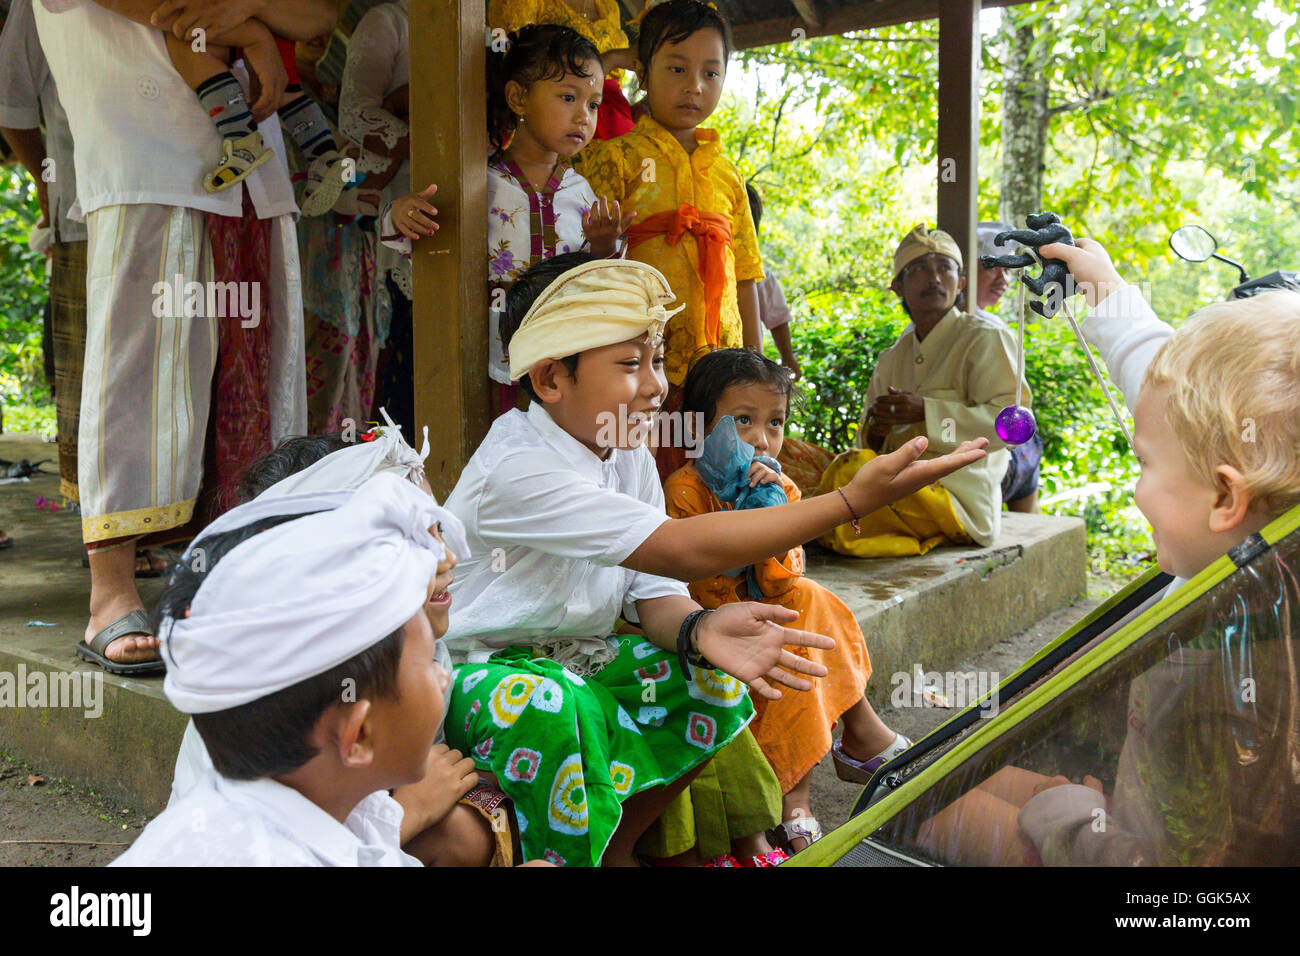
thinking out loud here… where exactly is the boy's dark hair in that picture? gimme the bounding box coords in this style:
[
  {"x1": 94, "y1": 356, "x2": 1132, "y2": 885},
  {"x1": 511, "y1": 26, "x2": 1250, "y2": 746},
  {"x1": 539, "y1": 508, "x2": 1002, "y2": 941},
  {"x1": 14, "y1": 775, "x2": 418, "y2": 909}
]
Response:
[
  {"x1": 237, "y1": 433, "x2": 352, "y2": 503},
  {"x1": 745, "y1": 183, "x2": 762, "y2": 231},
  {"x1": 501, "y1": 250, "x2": 599, "y2": 401},
  {"x1": 635, "y1": 0, "x2": 732, "y2": 70},
  {"x1": 151, "y1": 514, "x2": 405, "y2": 781},
  {"x1": 681, "y1": 348, "x2": 795, "y2": 427},
  {"x1": 488, "y1": 24, "x2": 602, "y2": 151}
]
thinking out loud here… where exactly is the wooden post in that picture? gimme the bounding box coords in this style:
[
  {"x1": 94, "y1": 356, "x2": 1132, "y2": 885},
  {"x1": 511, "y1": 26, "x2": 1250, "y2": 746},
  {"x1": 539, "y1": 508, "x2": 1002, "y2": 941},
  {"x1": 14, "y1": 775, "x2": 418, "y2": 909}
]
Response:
[
  {"x1": 936, "y1": 0, "x2": 981, "y2": 277},
  {"x1": 409, "y1": 0, "x2": 490, "y2": 499}
]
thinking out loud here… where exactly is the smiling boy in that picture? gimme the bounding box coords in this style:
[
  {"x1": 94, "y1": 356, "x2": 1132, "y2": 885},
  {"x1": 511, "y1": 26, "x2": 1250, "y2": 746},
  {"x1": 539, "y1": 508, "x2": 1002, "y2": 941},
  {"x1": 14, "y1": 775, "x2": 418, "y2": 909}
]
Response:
[{"x1": 441, "y1": 253, "x2": 987, "y2": 865}]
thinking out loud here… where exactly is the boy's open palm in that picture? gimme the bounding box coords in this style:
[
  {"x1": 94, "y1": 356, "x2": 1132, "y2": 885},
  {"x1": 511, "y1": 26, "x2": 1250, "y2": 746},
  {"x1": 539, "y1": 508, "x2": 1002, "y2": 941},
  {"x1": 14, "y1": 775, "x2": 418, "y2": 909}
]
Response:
[
  {"x1": 695, "y1": 603, "x2": 835, "y2": 701},
  {"x1": 848, "y1": 436, "x2": 987, "y2": 513}
]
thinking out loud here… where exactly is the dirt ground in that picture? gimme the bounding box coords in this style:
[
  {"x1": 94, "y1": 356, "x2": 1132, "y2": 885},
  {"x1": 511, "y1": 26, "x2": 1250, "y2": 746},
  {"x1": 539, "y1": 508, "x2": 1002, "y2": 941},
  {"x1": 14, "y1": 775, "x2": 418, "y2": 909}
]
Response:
[{"x1": 0, "y1": 591, "x2": 1104, "y2": 866}]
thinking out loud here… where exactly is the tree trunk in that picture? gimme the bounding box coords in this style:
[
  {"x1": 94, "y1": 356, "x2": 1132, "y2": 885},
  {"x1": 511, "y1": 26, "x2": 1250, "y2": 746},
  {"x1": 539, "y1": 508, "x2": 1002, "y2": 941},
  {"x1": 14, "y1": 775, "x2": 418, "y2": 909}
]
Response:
[{"x1": 999, "y1": 15, "x2": 1049, "y2": 224}]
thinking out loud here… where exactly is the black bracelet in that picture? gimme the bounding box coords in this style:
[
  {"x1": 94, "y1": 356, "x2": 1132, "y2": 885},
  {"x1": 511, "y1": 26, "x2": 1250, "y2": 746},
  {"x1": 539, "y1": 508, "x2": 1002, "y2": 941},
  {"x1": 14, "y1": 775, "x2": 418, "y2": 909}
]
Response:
[{"x1": 676, "y1": 608, "x2": 715, "y2": 681}]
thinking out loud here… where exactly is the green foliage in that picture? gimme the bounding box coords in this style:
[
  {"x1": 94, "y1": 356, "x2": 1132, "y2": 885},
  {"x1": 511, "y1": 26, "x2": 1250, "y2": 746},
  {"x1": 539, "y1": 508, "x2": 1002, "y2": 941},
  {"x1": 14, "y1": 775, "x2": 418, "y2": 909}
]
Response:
[
  {"x1": 0, "y1": 165, "x2": 50, "y2": 413},
  {"x1": 716, "y1": 2, "x2": 1298, "y2": 565}
]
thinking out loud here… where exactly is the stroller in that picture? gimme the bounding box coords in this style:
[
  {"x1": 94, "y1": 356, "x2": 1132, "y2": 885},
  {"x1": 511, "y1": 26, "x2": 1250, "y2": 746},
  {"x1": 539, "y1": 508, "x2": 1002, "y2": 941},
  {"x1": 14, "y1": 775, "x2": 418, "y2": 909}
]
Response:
[{"x1": 791, "y1": 502, "x2": 1300, "y2": 867}]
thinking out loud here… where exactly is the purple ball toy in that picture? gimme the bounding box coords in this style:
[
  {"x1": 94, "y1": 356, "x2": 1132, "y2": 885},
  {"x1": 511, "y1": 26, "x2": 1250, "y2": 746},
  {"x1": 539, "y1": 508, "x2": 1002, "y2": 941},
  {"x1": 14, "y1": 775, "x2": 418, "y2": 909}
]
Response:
[{"x1": 996, "y1": 405, "x2": 1037, "y2": 446}]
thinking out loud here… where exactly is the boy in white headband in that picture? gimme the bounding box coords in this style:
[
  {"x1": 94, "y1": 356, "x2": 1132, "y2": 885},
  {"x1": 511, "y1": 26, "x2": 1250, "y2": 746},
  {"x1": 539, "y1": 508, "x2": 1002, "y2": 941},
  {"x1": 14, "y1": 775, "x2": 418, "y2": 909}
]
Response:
[
  {"x1": 164, "y1": 415, "x2": 516, "y2": 866},
  {"x1": 442, "y1": 252, "x2": 988, "y2": 866},
  {"x1": 113, "y1": 474, "x2": 468, "y2": 866}
]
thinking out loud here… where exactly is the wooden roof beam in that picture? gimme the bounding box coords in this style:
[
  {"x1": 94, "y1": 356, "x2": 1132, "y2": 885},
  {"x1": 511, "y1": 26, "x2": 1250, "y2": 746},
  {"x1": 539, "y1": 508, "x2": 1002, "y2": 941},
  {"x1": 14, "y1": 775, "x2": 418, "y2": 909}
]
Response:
[
  {"x1": 788, "y1": 0, "x2": 823, "y2": 30},
  {"x1": 731, "y1": 0, "x2": 1027, "y2": 51}
]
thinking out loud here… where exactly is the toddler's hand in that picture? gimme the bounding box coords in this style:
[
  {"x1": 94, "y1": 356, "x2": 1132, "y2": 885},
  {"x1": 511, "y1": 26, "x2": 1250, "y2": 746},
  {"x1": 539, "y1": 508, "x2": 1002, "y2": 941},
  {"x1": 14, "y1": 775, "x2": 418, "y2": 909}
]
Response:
[
  {"x1": 1039, "y1": 237, "x2": 1125, "y2": 308},
  {"x1": 392, "y1": 184, "x2": 439, "y2": 240},
  {"x1": 391, "y1": 743, "x2": 479, "y2": 831},
  {"x1": 747, "y1": 460, "x2": 780, "y2": 488},
  {"x1": 583, "y1": 197, "x2": 635, "y2": 258}
]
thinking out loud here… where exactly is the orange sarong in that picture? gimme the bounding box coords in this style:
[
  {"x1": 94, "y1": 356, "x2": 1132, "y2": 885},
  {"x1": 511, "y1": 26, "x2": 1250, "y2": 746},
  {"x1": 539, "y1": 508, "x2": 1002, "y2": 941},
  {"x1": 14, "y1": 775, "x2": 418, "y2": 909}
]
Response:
[
  {"x1": 626, "y1": 203, "x2": 732, "y2": 347},
  {"x1": 665, "y1": 462, "x2": 873, "y2": 792}
]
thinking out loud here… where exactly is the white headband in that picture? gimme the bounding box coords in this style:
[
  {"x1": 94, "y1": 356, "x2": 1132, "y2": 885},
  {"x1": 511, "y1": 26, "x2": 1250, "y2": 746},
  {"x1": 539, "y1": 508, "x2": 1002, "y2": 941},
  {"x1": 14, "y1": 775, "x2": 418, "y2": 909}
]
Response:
[{"x1": 162, "y1": 474, "x2": 452, "y2": 714}]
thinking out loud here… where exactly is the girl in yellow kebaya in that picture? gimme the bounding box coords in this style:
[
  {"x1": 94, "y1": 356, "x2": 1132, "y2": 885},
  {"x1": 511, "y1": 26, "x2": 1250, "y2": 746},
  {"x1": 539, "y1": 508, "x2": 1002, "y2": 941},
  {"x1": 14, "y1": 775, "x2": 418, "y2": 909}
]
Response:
[{"x1": 580, "y1": 0, "x2": 763, "y2": 481}]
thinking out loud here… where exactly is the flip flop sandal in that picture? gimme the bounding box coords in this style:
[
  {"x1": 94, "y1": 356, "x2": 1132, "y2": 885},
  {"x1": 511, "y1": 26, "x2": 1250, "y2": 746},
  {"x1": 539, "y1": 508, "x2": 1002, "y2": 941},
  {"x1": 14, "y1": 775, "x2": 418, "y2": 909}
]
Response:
[
  {"x1": 832, "y1": 734, "x2": 912, "y2": 784},
  {"x1": 203, "y1": 132, "x2": 275, "y2": 193},
  {"x1": 75, "y1": 609, "x2": 165, "y2": 676}
]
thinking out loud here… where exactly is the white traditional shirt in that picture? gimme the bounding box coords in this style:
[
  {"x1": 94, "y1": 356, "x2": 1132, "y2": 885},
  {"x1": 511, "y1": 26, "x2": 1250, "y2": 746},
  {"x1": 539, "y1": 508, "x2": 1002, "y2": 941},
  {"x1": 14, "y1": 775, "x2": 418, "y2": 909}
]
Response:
[
  {"x1": 113, "y1": 773, "x2": 422, "y2": 867},
  {"x1": 340, "y1": 0, "x2": 411, "y2": 300},
  {"x1": 379, "y1": 156, "x2": 598, "y2": 383},
  {"x1": 856, "y1": 306, "x2": 1025, "y2": 546},
  {"x1": 31, "y1": 0, "x2": 295, "y2": 220},
  {"x1": 0, "y1": 0, "x2": 85, "y2": 242},
  {"x1": 443, "y1": 402, "x2": 688, "y2": 665},
  {"x1": 756, "y1": 270, "x2": 793, "y2": 330}
]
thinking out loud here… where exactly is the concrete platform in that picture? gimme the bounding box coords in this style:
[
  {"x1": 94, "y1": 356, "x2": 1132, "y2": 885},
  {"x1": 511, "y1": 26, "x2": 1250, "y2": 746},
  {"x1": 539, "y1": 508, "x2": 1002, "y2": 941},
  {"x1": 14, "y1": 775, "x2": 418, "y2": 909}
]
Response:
[
  {"x1": 804, "y1": 511, "x2": 1087, "y2": 707},
  {"x1": 0, "y1": 431, "x2": 1086, "y2": 814}
]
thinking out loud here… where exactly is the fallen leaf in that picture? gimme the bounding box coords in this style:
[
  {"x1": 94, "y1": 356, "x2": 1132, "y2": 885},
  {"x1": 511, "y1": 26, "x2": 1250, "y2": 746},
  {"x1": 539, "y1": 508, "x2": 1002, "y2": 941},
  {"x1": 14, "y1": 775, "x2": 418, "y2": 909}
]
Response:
[{"x1": 26, "y1": 775, "x2": 45, "y2": 787}]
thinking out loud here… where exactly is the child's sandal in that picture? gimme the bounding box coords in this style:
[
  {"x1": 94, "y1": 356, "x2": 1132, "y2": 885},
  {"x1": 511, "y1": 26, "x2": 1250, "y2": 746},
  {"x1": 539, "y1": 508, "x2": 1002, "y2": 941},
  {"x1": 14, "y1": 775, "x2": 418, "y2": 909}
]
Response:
[
  {"x1": 738, "y1": 848, "x2": 789, "y2": 867},
  {"x1": 203, "y1": 131, "x2": 274, "y2": 193},
  {"x1": 299, "y1": 150, "x2": 352, "y2": 217},
  {"x1": 771, "y1": 815, "x2": 823, "y2": 853},
  {"x1": 832, "y1": 734, "x2": 912, "y2": 784}
]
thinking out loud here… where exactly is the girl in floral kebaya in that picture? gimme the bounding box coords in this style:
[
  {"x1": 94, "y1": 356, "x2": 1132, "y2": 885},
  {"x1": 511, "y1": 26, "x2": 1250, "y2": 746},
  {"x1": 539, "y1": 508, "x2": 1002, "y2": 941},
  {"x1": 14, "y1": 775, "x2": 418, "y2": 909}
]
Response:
[{"x1": 380, "y1": 24, "x2": 633, "y2": 414}]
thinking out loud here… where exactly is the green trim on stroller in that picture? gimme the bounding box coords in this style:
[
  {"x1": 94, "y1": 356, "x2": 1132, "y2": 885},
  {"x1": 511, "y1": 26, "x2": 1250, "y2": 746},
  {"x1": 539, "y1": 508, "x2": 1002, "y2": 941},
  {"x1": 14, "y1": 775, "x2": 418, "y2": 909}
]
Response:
[{"x1": 787, "y1": 502, "x2": 1300, "y2": 867}]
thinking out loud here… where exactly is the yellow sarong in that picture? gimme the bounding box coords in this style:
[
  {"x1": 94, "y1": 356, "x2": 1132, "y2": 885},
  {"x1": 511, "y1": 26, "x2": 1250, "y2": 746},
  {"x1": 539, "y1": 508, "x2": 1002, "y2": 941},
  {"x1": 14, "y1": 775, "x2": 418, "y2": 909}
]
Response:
[{"x1": 816, "y1": 449, "x2": 971, "y2": 557}]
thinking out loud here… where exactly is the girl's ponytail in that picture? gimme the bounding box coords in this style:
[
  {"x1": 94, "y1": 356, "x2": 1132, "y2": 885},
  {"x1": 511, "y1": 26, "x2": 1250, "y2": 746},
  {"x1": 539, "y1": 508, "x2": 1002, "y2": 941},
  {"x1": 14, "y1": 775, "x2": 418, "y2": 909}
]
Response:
[{"x1": 486, "y1": 24, "x2": 603, "y2": 151}]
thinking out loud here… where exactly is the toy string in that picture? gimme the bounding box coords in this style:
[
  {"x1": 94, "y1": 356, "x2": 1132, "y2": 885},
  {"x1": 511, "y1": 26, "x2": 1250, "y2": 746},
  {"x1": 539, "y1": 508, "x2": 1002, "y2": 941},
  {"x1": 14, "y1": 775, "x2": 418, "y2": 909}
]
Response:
[
  {"x1": 1059, "y1": 298, "x2": 1134, "y2": 450},
  {"x1": 1015, "y1": 281, "x2": 1026, "y2": 408}
]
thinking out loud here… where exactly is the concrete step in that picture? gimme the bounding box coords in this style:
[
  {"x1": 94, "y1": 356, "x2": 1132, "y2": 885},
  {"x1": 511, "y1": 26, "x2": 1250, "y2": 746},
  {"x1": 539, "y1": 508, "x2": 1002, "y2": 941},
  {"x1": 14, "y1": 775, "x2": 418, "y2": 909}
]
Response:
[
  {"x1": 1, "y1": 433, "x2": 184, "y2": 814},
  {"x1": 1, "y1": 433, "x2": 1086, "y2": 814},
  {"x1": 803, "y1": 511, "x2": 1087, "y2": 708}
]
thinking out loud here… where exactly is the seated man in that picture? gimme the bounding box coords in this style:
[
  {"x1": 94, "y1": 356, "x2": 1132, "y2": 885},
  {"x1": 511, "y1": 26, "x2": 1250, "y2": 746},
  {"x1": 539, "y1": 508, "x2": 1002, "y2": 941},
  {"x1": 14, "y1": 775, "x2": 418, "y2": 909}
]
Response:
[
  {"x1": 821, "y1": 224, "x2": 1027, "y2": 556},
  {"x1": 975, "y1": 221, "x2": 1044, "y2": 515}
]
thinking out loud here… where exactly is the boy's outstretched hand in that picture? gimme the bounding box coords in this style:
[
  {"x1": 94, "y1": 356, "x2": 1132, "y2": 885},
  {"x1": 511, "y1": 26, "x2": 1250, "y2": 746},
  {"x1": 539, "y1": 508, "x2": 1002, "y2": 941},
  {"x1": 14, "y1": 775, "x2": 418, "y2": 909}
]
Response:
[
  {"x1": 846, "y1": 435, "x2": 988, "y2": 517},
  {"x1": 1039, "y1": 237, "x2": 1125, "y2": 308},
  {"x1": 694, "y1": 602, "x2": 834, "y2": 701}
]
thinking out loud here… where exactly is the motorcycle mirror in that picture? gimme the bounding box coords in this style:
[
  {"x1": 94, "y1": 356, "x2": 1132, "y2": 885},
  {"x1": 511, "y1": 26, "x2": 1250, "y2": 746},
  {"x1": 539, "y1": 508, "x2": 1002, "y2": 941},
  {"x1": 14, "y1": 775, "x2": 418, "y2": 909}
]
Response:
[{"x1": 1169, "y1": 225, "x2": 1218, "y2": 262}]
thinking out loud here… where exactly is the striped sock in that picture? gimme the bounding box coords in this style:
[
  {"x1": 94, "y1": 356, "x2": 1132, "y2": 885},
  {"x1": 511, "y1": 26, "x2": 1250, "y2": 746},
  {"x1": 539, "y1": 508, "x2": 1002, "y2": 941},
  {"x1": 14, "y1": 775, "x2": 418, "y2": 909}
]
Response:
[
  {"x1": 196, "y1": 72, "x2": 257, "y2": 141},
  {"x1": 279, "y1": 86, "x2": 337, "y2": 160}
]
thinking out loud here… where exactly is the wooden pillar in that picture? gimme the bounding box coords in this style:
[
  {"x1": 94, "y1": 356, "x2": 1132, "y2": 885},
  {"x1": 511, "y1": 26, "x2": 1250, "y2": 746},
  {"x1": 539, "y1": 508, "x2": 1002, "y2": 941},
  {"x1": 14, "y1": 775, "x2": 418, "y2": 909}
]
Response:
[
  {"x1": 409, "y1": 0, "x2": 490, "y2": 499},
  {"x1": 936, "y1": 0, "x2": 981, "y2": 276}
]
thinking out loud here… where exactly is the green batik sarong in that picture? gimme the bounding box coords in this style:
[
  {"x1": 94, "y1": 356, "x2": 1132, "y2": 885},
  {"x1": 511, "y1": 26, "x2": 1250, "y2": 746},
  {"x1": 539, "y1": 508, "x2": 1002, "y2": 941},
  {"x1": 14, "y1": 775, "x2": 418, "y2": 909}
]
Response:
[{"x1": 445, "y1": 635, "x2": 754, "y2": 866}]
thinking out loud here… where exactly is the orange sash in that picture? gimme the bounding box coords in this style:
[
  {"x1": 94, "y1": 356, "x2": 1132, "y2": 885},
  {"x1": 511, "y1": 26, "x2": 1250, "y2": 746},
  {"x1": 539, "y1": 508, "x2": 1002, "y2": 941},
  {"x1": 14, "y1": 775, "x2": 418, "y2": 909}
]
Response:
[{"x1": 626, "y1": 203, "x2": 732, "y2": 346}]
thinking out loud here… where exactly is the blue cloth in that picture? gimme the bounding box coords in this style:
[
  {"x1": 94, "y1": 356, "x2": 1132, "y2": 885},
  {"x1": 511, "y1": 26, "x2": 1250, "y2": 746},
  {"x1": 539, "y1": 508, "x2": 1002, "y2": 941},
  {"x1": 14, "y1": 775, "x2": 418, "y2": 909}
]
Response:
[{"x1": 695, "y1": 417, "x2": 788, "y2": 599}]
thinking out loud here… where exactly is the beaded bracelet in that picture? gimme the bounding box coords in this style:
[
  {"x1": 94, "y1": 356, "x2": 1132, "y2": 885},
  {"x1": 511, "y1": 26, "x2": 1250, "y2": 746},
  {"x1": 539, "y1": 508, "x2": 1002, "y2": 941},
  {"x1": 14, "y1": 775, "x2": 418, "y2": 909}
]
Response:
[{"x1": 837, "y1": 487, "x2": 862, "y2": 535}]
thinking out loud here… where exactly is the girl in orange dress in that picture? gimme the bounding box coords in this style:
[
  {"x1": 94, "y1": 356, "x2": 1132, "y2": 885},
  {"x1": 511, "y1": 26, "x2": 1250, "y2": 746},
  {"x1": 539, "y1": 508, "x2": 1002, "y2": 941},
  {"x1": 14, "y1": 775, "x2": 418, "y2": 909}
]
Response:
[{"x1": 666, "y1": 349, "x2": 912, "y2": 850}]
